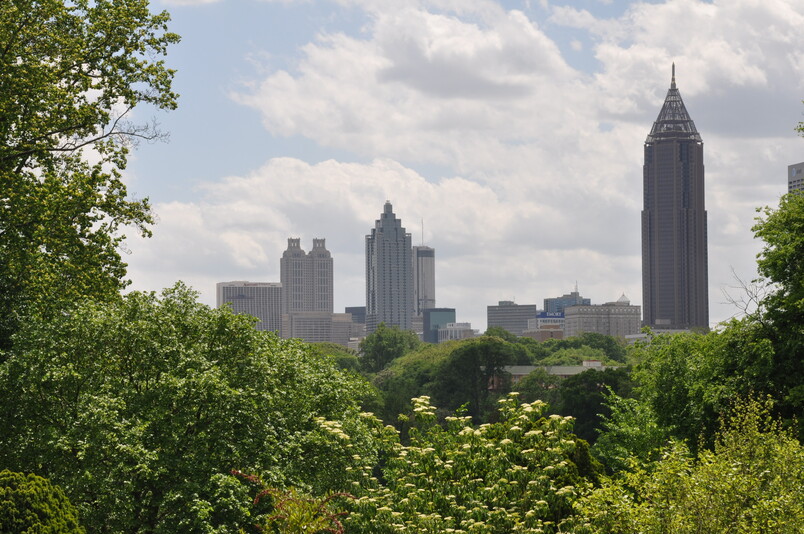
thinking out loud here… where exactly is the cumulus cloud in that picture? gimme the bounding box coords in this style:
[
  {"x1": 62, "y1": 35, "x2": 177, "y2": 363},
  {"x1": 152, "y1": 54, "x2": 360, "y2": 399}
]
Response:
[{"x1": 128, "y1": 0, "x2": 804, "y2": 330}]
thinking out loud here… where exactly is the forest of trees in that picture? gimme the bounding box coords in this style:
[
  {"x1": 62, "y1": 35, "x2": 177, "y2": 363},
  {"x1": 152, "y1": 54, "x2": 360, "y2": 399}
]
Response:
[{"x1": 1, "y1": 1, "x2": 803, "y2": 532}]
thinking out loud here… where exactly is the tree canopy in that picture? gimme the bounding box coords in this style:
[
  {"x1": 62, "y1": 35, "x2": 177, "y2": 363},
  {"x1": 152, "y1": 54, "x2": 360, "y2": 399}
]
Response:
[
  {"x1": 0, "y1": 0, "x2": 179, "y2": 349},
  {"x1": 0, "y1": 284, "x2": 378, "y2": 533},
  {"x1": 0, "y1": 470, "x2": 85, "y2": 534}
]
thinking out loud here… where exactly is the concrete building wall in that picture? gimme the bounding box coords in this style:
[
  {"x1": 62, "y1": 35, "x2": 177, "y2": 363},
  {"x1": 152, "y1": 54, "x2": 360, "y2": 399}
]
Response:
[
  {"x1": 487, "y1": 301, "x2": 539, "y2": 336},
  {"x1": 217, "y1": 281, "x2": 283, "y2": 332},
  {"x1": 564, "y1": 296, "x2": 641, "y2": 338}
]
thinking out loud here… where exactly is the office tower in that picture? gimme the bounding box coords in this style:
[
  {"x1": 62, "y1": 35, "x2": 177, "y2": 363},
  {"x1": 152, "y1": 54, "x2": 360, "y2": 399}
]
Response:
[
  {"x1": 413, "y1": 245, "x2": 436, "y2": 316},
  {"x1": 486, "y1": 301, "x2": 539, "y2": 336},
  {"x1": 280, "y1": 238, "x2": 333, "y2": 313},
  {"x1": 642, "y1": 64, "x2": 709, "y2": 330},
  {"x1": 564, "y1": 295, "x2": 641, "y2": 338},
  {"x1": 423, "y1": 307, "x2": 456, "y2": 343},
  {"x1": 789, "y1": 162, "x2": 804, "y2": 193},
  {"x1": 216, "y1": 281, "x2": 283, "y2": 332},
  {"x1": 544, "y1": 285, "x2": 590, "y2": 314},
  {"x1": 366, "y1": 201, "x2": 413, "y2": 332}
]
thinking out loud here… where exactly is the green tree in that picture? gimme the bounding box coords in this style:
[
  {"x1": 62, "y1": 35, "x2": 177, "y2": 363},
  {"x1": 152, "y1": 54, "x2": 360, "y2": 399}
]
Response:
[
  {"x1": 359, "y1": 322, "x2": 422, "y2": 373},
  {"x1": 567, "y1": 398, "x2": 804, "y2": 533},
  {"x1": 514, "y1": 367, "x2": 561, "y2": 407},
  {"x1": 345, "y1": 394, "x2": 599, "y2": 533},
  {"x1": 554, "y1": 368, "x2": 634, "y2": 444},
  {"x1": 0, "y1": 0, "x2": 179, "y2": 349},
  {"x1": 0, "y1": 470, "x2": 85, "y2": 534},
  {"x1": 0, "y1": 284, "x2": 378, "y2": 533},
  {"x1": 431, "y1": 336, "x2": 525, "y2": 421},
  {"x1": 752, "y1": 192, "x2": 804, "y2": 433},
  {"x1": 592, "y1": 390, "x2": 668, "y2": 474},
  {"x1": 483, "y1": 326, "x2": 519, "y2": 342}
]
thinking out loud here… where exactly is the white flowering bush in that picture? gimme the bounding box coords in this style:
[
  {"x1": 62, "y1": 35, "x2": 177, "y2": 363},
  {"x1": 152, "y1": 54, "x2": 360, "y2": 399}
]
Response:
[{"x1": 343, "y1": 393, "x2": 598, "y2": 533}]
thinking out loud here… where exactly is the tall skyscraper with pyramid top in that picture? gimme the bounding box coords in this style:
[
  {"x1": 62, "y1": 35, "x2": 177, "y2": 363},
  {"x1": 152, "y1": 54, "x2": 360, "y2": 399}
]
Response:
[{"x1": 642, "y1": 65, "x2": 709, "y2": 330}]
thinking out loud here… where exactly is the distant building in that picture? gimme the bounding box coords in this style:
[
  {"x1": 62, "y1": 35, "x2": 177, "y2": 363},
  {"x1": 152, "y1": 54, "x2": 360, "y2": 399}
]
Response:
[
  {"x1": 544, "y1": 287, "x2": 590, "y2": 314},
  {"x1": 280, "y1": 238, "x2": 333, "y2": 314},
  {"x1": 423, "y1": 308, "x2": 456, "y2": 343},
  {"x1": 564, "y1": 294, "x2": 641, "y2": 338},
  {"x1": 345, "y1": 306, "x2": 366, "y2": 325},
  {"x1": 438, "y1": 322, "x2": 477, "y2": 343},
  {"x1": 281, "y1": 312, "x2": 354, "y2": 347},
  {"x1": 413, "y1": 245, "x2": 436, "y2": 316},
  {"x1": 366, "y1": 201, "x2": 414, "y2": 333},
  {"x1": 642, "y1": 65, "x2": 708, "y2": 330},
  {"x1": 522, "y1": 312, "x2": 565, "y2": 341},
  {"x1": 789, "y1": 162, "x2": 804, "y2": 193},
  {"x1": 216, "y1": 281, "x2": 282, "y2": 332},
  {"x1": 487, "y1": 301, "x2": 539, "y2": 336}
]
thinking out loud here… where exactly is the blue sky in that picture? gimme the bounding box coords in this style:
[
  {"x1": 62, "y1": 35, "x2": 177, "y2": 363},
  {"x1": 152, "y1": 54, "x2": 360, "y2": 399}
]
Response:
[{"x1": 124, "y1": 0, "x2": 804, "y2": 331}]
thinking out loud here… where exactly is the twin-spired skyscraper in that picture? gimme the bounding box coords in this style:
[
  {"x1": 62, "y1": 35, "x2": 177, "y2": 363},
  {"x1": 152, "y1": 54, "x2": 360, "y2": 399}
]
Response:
[{"x1": 642, "y1": 65, "x2": 709, "y2": 330}]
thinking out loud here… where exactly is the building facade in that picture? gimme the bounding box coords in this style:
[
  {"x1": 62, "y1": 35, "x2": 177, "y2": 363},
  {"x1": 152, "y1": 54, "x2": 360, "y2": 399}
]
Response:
[
  {"x1": 216, "y1": 281, "x2": 283, "y2": 332},
  {"x1": 280, "y1": 238, "x2": 333, "y2": 314},
  {"x1": 365, "y1": 201, "x2": 414, "y2": 332},
  {"x1": 438, "y1": 322, "x2": 477, "y2": 343},
  {"x1": 642, "y1": 65, "x2": 709, "y2": 330},
  {"x1": 789, "y1": 162, "x2": 804, "y2": 193},
  {"x1": 486, "y1": 301, "x2": 539, "y2": 336},
  {"x1": 413, "y1": 245, "x2": 436, "y2": 316},
  {"x1": 544, "y1": 287, "x2": 590, "y2": 314},
  {"x1": 564, "y1": 295, "x2": 641, "y2": 338},
  {"x1": 423, "y1": 307, "x2": 456, "y2": 343},
  {"x1": 281, "y1": 312, "x2": 354, "y2": 346}
]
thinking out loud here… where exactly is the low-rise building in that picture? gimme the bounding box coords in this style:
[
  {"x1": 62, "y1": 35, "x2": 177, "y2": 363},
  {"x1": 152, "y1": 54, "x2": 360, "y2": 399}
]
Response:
[{"x1": 564, "y1": 294, "x2": 641, "y2": 338}]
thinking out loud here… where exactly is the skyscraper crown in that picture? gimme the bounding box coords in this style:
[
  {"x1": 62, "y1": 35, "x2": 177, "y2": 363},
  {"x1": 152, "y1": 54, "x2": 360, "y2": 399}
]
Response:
[{"x1": 645, "y1": 64, "x2": 701, "y2": 143}]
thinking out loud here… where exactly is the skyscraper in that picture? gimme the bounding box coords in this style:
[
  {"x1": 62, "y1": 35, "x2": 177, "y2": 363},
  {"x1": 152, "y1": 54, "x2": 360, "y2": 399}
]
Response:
[
  {"x1": 642, "y1": 65, "x2": 709, "y2": 330},
  {"x1": 280, "y1": 238, "x2": 333, "y2": 313},
  {"x1": 366, "y1": 201, "x2": 413, "y2": 332},
  {"x1": 413, "y1": 245, "x2": 436, "y2": 316},
  {"x1": 789, "y1": 162, "x2": 804, "y2": 193},
  {"x1": 216, "y1": 281, "x2": 283, "y2": 332}
]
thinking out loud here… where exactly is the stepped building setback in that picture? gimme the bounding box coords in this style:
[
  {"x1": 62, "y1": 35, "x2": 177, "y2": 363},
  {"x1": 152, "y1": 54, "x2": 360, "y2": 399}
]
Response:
[
  {"x1": 365, "y1": 201, "x2": 414, "y2": 333},
  {"x1": 642, "y1": 65, "x2": 709, "y2": 330}
]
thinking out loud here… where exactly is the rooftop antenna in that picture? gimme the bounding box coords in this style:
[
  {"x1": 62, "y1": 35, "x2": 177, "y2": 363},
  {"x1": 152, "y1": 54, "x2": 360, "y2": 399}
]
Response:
[
  {"x1": 671, "y1": 62, "x2": 676, "y2": 89},
  {"x1": 574, "y1": 280, "x2": 579, "y2": 293},
  {"x1": 421, "y1": 218, "x2": 424, "y2": 246}
]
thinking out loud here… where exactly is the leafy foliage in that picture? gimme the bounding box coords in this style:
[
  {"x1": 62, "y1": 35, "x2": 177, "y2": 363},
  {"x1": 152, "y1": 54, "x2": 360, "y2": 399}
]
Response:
[
  {"x1": 592, "y1": 390, "x2": 668, "y2": 474},
  {"x1": 0, "y1": 0, "x2": 179, "y2": 349},
  {"x1": 568, "y1": 398, "x2": 804, "y2": 533},
  {"x1": 752, "y1": 192, "x2": 804, "y2": 434},
  {"x1": 344, "y1": 394, "x2": 599, "y2": 533},
  {"x1": 0, "y1": 470, "x2": 85, "y2": 534},
  {"x1": 0, "y1": 284, "x2": 377, "y2": 533},
  {"x1": 360, "y1": 322, "x2": 422, "y2": 373}
]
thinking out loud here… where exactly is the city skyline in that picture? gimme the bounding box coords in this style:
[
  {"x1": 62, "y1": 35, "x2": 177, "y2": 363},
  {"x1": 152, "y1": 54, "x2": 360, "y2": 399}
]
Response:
[{"x1": 122, "y1": 0, "x2": 804, "y2": 333}]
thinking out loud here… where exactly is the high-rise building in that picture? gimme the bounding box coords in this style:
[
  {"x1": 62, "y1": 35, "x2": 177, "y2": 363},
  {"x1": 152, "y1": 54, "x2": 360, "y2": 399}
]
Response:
[
  {"x1": 280, "y1": 238, "x2": 333, "y2": 313},
  {"x1": 366, "y1": 201, "x2": 414, "y2": 332},
  {"x1": 487, "y1": 301, "x2": 539, "y2": 336},
  {"x1": 413, "y1": 246, "x2": 436, "y2": 316},
  {"x1": 642, "y1": 65, "x2": 709, "y2": 330},
  {"x1": 789, "y1": 162, "x2": 804, "y2": 193},
  {"x1": 544, "y1": 286, "x2": 590, "y2": 314},
  {"x1": 216, "y1": 281, "x2": 283, "y2": 332}
]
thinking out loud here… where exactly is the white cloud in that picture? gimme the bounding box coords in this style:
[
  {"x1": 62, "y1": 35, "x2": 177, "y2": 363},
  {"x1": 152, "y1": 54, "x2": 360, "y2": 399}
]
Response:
[{"x1": 128, "y1": 0, "x2": 804, "y2": 331}]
